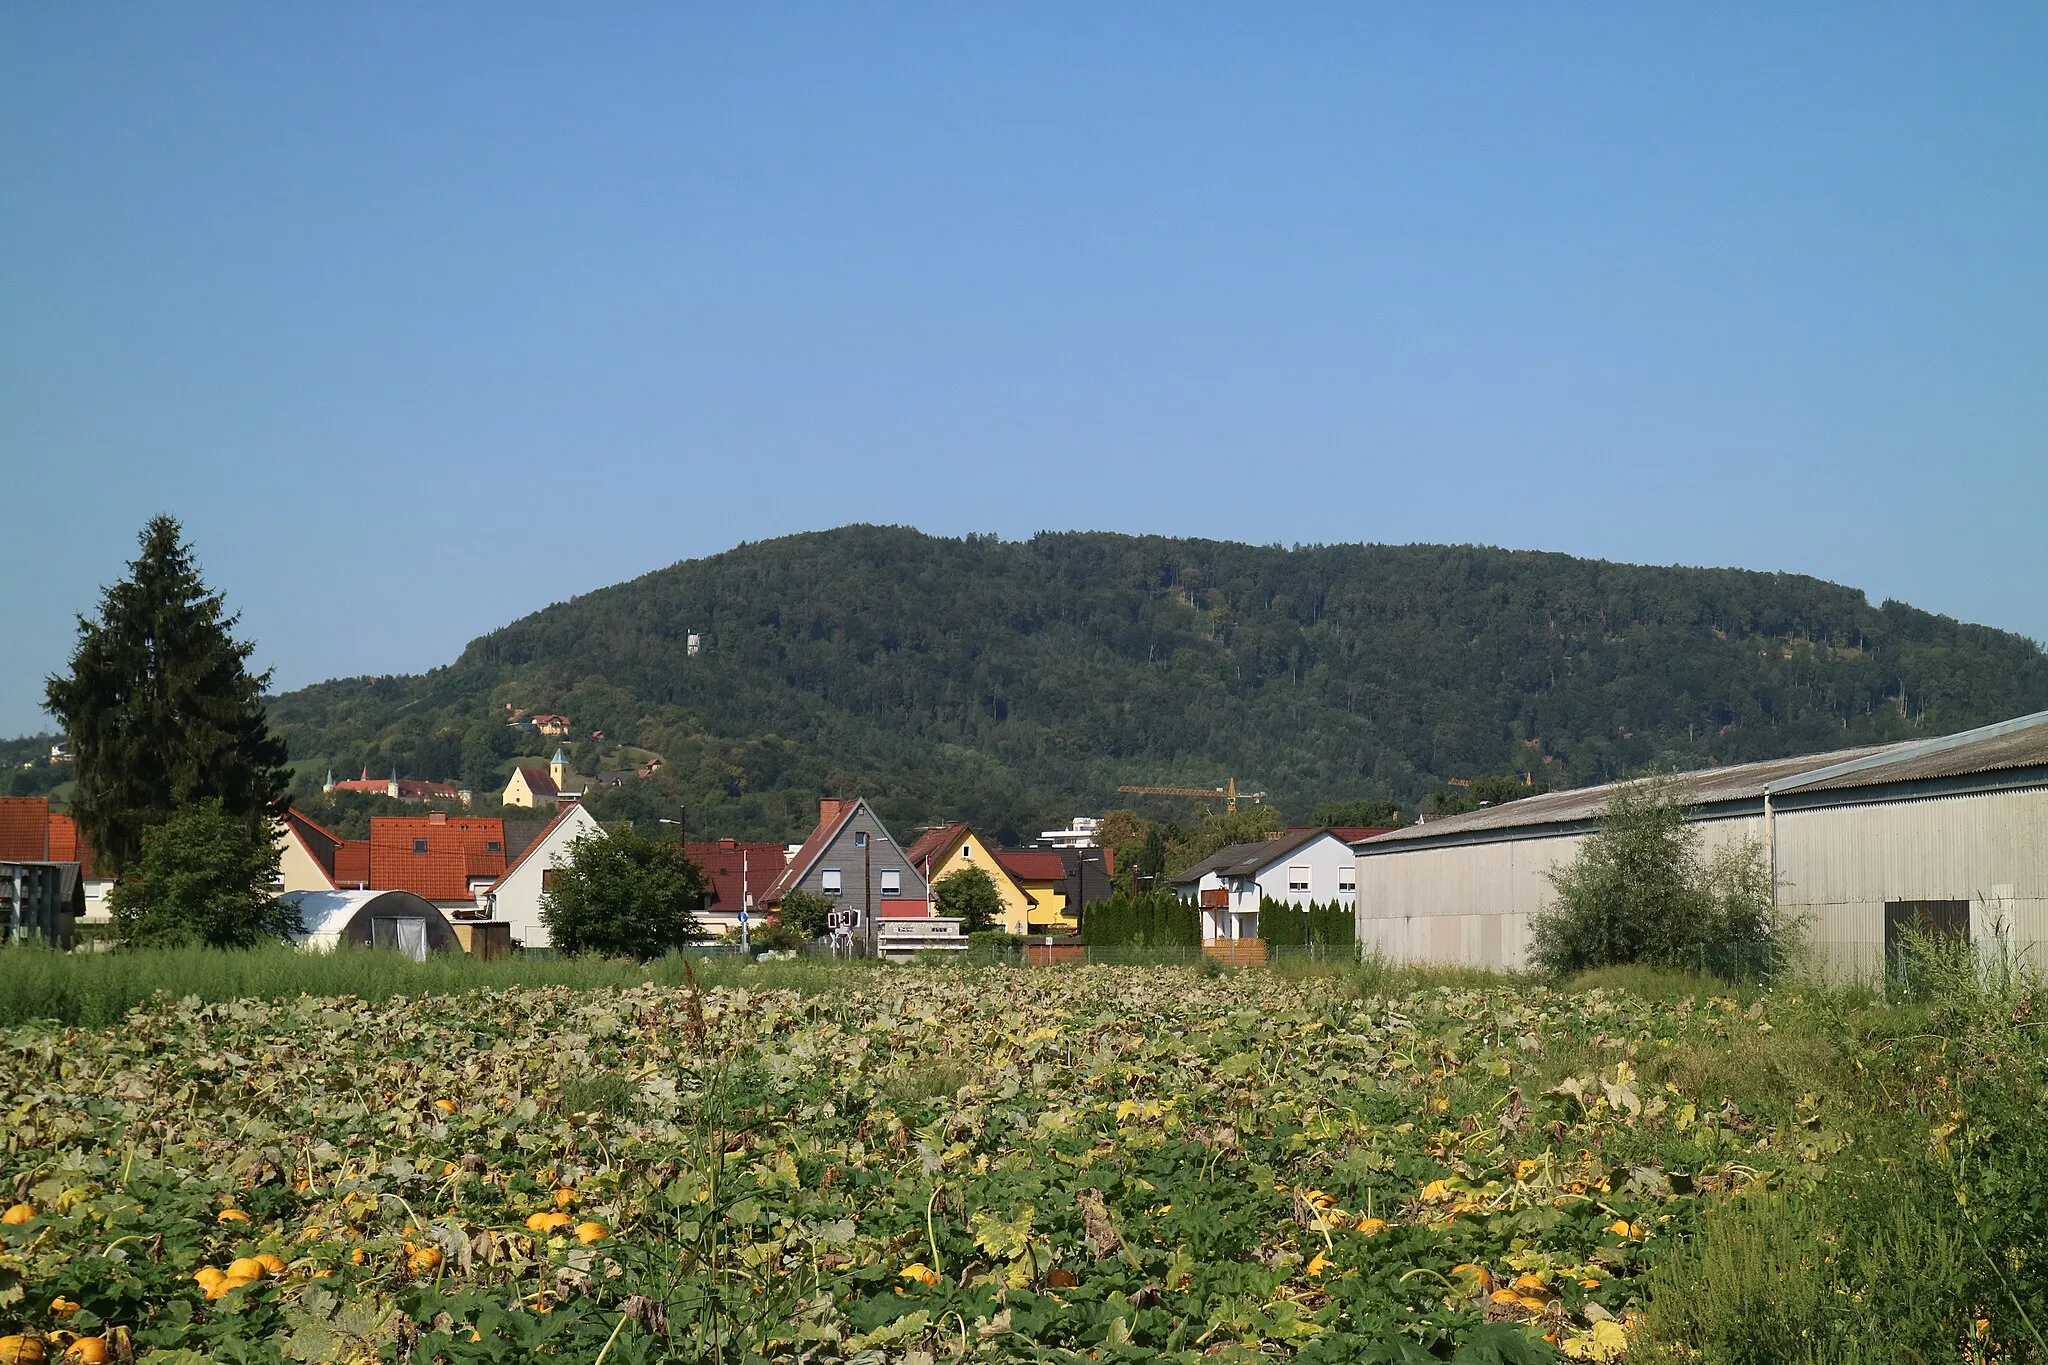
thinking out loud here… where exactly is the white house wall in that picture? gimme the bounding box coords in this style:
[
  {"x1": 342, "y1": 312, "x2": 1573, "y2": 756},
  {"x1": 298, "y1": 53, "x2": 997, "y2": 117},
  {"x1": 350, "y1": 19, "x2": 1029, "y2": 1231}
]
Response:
[{"x1": 489, "y1": 805, "x2": 603, "y2": 950}]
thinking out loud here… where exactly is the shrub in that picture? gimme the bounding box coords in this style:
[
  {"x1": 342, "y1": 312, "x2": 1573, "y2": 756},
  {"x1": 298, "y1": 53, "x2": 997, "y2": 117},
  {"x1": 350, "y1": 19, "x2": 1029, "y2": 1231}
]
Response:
[
  {"x1": 932, "y1": 866, "x2": 1002, "y2": 932},
  {"x1": 107, "y1": 800, "x2": 298, "y2": 949},
  {"x1": 1078, "y1": 890, "x2": 1198, "y2": 947},
  {"x1": 776, "y1": 888, "x2": 834, "y2": 940},
  {"x1": 1529, "y1": 778, "x2": 1795, "y2": 979},
  {"x1": 539, "y1": 828, "x2": 703, "y2": 959},
  {"x1": 1259, "y1": 896, "x2": 1355, "y2": 950}
]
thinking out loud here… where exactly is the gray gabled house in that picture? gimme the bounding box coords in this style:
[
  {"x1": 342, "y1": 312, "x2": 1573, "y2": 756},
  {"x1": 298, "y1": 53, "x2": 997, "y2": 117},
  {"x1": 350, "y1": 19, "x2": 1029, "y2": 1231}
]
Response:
[{"x1": 762, "y1": 798, "x2": 931, "y2": 930}]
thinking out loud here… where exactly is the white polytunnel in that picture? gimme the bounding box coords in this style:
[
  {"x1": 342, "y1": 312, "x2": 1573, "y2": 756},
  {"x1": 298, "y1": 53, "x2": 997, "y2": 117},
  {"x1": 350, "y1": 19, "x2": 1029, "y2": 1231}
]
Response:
[{"x1": 282, "y1": 889, "x2": 459, "y2": 961}]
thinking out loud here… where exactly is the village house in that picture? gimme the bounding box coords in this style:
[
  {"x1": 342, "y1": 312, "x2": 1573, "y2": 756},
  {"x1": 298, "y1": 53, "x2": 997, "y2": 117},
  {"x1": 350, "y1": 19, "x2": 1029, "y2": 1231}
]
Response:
[
  {"x1": 762, "y1": 798, "x2": 933, "y2": 927},
  {"x1": 278, "y1": 808, "x2": 513, "y2": 922},
  {"x1": 687, "y1": 837, "x2": 789, "y2": 937},
  {"x1": 992, "y1": 845, "x2": 1114, "y2": 935},
  {"x1": 1172, "y1": 827, "x2": 1358, "y2": 943},
  {"x1": 904, "y1": 822, "x2": 1037, "y2": 933},
  {"x1": 0, "y1": 795, "x2": 111, "y2": 927},
  {"x1": 477, "y1": 801, "x2": 604, "y2": 950}
]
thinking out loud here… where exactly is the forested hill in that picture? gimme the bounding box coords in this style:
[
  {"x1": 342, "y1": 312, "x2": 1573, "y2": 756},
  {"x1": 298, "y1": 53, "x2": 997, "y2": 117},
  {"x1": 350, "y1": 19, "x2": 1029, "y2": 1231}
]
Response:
[{"x1": 265, "y1": 526, "x2": 2048, "y2": 843}]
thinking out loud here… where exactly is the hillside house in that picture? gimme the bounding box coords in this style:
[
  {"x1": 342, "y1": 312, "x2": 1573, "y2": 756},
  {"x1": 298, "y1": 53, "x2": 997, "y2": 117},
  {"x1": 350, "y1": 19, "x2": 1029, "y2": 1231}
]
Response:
[
  {"x1": 762, "y1": 798, "x2": 931, "y2": 929},
  {"x1": 905, "y1": 823, "x2": 1037, "y2": 933},
  {"x1": 1173, "y1": 828, "x2": 1358, "y2": 943},
  {"x1": 324, "y1": 767, "x2": 470, "y2": 804},
  {"x1": 1354, "y1": 709, "x2": 2048, "y2": 976}
]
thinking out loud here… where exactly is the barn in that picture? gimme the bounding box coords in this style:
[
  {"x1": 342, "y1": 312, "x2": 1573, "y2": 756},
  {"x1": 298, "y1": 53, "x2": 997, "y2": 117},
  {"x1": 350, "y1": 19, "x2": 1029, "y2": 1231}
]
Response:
[{"x1": 1353, "y1": 710, "x2": 2048, "y2": 977}]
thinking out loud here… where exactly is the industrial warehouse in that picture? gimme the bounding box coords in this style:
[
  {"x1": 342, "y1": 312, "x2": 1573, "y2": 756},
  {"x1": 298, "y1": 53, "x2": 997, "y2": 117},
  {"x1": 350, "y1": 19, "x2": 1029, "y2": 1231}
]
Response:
[{"x1": 1353, "y1": 709, "x2": 2048, "y2": 976}]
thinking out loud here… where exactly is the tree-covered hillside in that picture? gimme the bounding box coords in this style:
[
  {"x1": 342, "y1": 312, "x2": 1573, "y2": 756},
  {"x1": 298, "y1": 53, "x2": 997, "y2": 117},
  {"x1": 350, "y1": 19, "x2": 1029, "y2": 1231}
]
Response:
[{"x1": 263, "y1": 526, "x2": 2048, "y2": 843}]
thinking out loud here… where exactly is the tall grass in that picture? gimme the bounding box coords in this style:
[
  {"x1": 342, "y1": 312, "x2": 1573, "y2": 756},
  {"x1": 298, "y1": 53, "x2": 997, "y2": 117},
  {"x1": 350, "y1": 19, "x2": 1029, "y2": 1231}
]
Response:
[{"x1": 0, "y1": 945, "x2": 865, "y2": 1028}]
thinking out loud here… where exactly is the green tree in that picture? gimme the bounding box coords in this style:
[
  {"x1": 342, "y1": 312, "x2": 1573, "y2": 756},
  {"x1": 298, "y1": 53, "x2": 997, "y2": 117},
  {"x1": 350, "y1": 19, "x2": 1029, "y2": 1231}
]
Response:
[
  {"x1": 776, "y1": 887, "x2": 835, "y2": 940},
  {"x1": 932, "y1": 865, "x2": 1002, "y2": 933},
  {"x1": 107, "y1": 800, "x2": 298, "y2": 948},
  {"x1": 1313, "y1": 798, "x2": 1406, "y2": 828},
  {"x1": 45, "y1": 517, "x2": 289, "y2": 872},
  {"x1": 1165, "y1": 805, "x2": 1280, "y2": 876},
  {"x1": 540, "y1": 828, "x2": 704, "y2": 958},
  {"x1": 1134, "y1": 825, "x2": 1168, "y2": 891},
  {"x1": 1530, "y1": 779, "x2": 1792, "y2": 979}
]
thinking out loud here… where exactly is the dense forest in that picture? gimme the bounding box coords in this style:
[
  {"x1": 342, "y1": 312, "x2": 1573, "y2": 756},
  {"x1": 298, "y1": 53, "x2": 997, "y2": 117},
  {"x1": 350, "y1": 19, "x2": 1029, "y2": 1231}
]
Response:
[{"x1": 259, "y1": 526, "x2": 2048, "y2": 844}]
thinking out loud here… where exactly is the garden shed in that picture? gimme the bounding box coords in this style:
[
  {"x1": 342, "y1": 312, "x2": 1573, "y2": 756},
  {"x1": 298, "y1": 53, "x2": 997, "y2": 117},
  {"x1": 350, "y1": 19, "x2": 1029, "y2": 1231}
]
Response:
[{"x1": 284, "y1": 889, "x2": 458, "y2": 960}]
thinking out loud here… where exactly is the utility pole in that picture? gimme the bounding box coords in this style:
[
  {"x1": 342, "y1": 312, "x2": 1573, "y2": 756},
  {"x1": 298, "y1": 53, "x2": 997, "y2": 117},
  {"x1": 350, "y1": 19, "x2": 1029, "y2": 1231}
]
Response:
[{"x1": 864, "y1": 834, "x2": 876, "y2": 961}]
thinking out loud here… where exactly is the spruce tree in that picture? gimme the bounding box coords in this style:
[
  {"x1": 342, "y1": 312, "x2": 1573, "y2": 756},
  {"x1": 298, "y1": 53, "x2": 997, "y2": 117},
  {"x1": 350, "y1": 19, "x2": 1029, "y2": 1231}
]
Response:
[{"x1": 45, "y1": 516, "x2": 290, "y2": 872}]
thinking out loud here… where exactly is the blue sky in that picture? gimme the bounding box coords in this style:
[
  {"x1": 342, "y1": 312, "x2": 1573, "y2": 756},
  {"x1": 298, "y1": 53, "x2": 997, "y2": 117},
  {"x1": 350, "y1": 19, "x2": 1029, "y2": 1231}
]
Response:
[{"x1": 3, "y1": 6, "x2": 2044, "y2": 735}]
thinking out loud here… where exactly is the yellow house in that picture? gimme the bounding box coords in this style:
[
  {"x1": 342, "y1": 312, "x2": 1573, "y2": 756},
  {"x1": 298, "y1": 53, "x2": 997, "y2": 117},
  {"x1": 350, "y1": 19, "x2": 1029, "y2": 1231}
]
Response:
[
  {"x1": 994, "y1": 848, "x2": 1082, "y2": 934},
  {"x1": 903, "y1": 823, "x2": 1038, "y2": 934}
]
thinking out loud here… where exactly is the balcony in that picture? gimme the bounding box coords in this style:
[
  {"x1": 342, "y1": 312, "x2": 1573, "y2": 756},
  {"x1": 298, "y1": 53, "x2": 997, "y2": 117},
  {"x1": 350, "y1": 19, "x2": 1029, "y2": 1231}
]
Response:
[{"x1": 1198, "y1": 888, "x2": 1229, "y2": 910}]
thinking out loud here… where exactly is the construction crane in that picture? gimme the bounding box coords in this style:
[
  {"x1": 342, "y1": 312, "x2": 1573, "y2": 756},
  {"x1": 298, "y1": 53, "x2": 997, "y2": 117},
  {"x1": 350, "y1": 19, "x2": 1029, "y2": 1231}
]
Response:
[{"x1": 1116, "y1": 778, "x2": 1267, "y2": 814}]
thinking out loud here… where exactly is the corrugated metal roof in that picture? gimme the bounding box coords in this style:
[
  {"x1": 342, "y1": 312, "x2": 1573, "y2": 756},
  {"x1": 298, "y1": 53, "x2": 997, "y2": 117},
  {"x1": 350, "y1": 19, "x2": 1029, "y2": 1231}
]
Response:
[
  {"x1": 1359, "y1": 747, "x2": 1896, "y2": 848},
  {"x1": 1358, "y1": 709, "x2": 2048, "y2": 852},
  {"x1": 1773, "y1": 709, "x2": 2048, "y2": 793}
]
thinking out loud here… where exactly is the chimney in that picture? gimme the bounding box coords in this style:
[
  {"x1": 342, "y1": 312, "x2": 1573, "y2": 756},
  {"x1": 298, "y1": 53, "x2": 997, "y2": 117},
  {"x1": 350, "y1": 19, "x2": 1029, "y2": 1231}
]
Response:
[
  {"x1": 720, "y1": 837, "x2": 737, "y2": 850},
  {"x1": 818, "y1": 798, "x2": 844, "y2": 827},
  {"x1": 430, "y1": 811, "x2": 447, "y2": 825}
]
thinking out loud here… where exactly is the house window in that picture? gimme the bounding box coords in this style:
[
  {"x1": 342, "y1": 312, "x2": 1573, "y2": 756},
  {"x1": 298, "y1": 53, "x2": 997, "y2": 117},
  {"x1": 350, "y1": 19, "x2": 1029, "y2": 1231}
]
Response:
[
  {"x1": 962, "y1": 843, "x2": 972, "y2": 858},
  {"x1": 542, "y1": 869, "x2": 556, "y2": 891},
  {"x1": 1287, "y1": 865, "x2": 1311, "y2": 894},
  {"x1": 821, "y1": 868, "x2": 842, "y2": 894},
  {"x1": 1338, "y1": 867, "x2": 1357, "y2": 895},
  {"x1": 881, "y1": 869, "x2": 901, "y2": 897},
  {"x1": 855, "y1": 830, "x2": 868, "y2": 848},
  {"x1": 486, "y1": 840, "x2": 501, "y2": 853},
  {"x1": 413, "y1": 838, "x2": 429, "y2": 854}
]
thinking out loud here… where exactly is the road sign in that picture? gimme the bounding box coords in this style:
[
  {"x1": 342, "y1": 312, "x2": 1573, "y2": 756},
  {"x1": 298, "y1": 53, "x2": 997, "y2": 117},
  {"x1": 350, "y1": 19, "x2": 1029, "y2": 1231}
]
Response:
[{"x1": 737, "y1": 909, "x2": 749, "y2": 926}]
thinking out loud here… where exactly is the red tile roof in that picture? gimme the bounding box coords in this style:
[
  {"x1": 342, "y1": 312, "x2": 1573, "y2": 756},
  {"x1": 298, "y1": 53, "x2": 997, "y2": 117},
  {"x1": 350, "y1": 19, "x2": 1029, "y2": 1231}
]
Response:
[
  {"x1": 994, "y1": 849, "x2": 1067, "y2": 882},
  {"x1": 1328, "y1": 826, "x2": 1396, "y2": 844},
  {"x1": 880, "y1": 898, "x2": 932, "y2": 919},
  {"x1": 902, "y1": 822, "x2": 967, "y2": 869},
  {"x1": 0, "y1": 797, "x2": 49, "y2": 861},
  {"x1": 686, "y1": 839, "x2": 788, "y2": 913},
  {"x1": 334, "y1": 840, "x2": 371, "y2": 887},
  {"x1": 367, "y1": 815, "x2": 506, "y2": 901},
  {"x1": 45, "y1": 813, "x2": 100, "y2": 877}
]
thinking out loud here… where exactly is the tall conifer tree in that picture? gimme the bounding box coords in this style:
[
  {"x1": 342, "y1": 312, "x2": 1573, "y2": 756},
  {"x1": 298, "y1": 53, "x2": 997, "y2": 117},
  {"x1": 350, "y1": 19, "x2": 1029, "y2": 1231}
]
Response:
[{"x1": 45, "y1": 516, "x2": 289, "y2": 871}]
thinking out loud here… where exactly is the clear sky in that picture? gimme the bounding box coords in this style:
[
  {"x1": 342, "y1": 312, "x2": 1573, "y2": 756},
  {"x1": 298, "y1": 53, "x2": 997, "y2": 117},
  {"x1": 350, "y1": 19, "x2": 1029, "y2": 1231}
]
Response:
[{"x1": 4, "y1": 6, "x2": 2044, "y2": 736}]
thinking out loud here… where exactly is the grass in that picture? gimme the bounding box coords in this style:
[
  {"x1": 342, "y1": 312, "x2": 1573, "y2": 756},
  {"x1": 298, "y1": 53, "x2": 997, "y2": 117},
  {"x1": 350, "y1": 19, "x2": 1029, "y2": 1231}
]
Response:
[{"x1": 0, "y1": 943, "x2": 867, "y2": 1028}]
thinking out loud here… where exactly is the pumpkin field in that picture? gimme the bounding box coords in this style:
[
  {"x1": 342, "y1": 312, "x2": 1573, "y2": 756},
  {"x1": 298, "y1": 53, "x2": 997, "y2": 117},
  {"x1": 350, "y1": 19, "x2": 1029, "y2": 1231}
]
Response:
[{"x1": 1, "y1": 960, "x2": 2040, "y2": 1364}]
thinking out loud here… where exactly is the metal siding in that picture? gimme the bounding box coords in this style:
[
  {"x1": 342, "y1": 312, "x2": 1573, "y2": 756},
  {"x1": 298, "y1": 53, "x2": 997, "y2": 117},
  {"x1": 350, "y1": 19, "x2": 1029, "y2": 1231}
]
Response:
[
  {"x1": 1776, "y1": 787, "x2": 2048, "y2": 975},
  {"x1": 1356, "y1": 814, "x2": 1762, "y2": 970}
]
